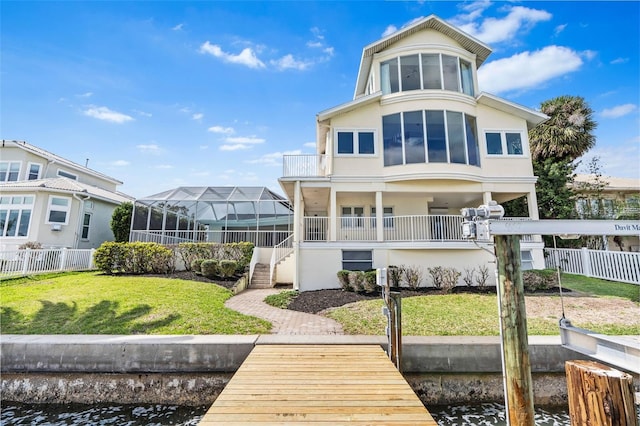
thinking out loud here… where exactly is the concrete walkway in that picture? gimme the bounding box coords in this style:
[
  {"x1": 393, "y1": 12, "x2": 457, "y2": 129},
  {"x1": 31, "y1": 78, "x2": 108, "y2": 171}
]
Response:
[{"x1": 224, "y1": 289, "x2": 344, "y2": 335}]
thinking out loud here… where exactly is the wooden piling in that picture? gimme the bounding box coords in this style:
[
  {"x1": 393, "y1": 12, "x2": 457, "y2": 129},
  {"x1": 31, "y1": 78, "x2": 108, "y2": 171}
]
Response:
[
  {"x1": 565, "y1": 360, "x2": 638, "y2": 426},
  {"x1": 494, "y1": 234, "x2": 535, "y2": 426}
]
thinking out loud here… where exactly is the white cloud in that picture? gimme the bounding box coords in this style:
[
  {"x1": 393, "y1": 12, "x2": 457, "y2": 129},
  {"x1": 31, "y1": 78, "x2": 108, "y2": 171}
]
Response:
[
  {"x1": 271, "y1": 54, "x2": 312, "y2": 71},
  {"x1": 110, "y1": 160, "x2": 130, "y2": 167},
  {"x1": 382, "y1": 25, "x2": 398, "y2": 37},
  {"x1": 208, "y1": 125, "x2": 235, "y2": 135},
  {"x1": 172, "y1": 23, "x2": 184, "y2": 31},
  {"x1": 581, "y1": 140, "x2": 640, "y2": 180},
  {"x1": 77, "y1": 92, "x2": 93, "y2": 98},
  {"x1": 220, "y1": 144, "x2": 252, "y2": 151},
  {"x1": 246, "y1": 150, "x2": 302, "y2": 166},
  {"x1": 581, "y1": 50, "x2": 597, "y2": 61},
  {"x1": 478, "y1": 46, "x2": 582, "y2": 94},
  {"x1": 199, "y1": 41, "x2": 265, "y2": 69},
  {"x1": 554, "y1": 24, "x2": 567, "y2": 36},
  {"x1": 303, "y1": 142, "x2": 316, "y2": 148},
  {"x1": 611, "y1": 57, "x2": 629, "y2": 65},
  {"x1": 600, "y1": 104, "x2": 637, "y2": 118},
  {"x1": 192, "y1": 113, "x2": 203, "y2": 121},
  {"x1": 83, "y1": 106, "x2": 134, "y2": 123},
  {"x1": 455, "y1": 6, "x2": 552, "y2": 44},
  {"x1": 136, "y1": 144, "x2": 162, "y2": 154},
  {"x1": 225, "y1": 136, "x2": 265, "y2": 144},
  {"x1": 134, "y1": 109, "x2": 152, "y2": 117},
  {"x1": 455, "y1": 0, "x2": 492, "y2": 22},
  {"x1": 154, "y1": 164, "x2": 174, "y2": 169}
]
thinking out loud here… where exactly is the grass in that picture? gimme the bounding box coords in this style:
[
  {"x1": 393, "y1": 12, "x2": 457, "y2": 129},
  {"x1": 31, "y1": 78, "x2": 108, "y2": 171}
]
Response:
[
  {"x1": 326, "y1": 274, "x2": 639, "y2": 336},
  {"x1": 560, "y1": 273, "x2": 640, "y2": 302},
  {"x1": 0, "y1": 272, "x2": 271, "y2": 335},
  {"x1": 264, "y1": 290, "x2": 298, "y2": 309}
]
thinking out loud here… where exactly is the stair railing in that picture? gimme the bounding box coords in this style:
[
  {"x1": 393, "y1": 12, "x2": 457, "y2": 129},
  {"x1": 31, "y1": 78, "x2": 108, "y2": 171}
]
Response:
[
  {"x1": 248, "y1": 246, "x2": 260, "y2": 287},
  {"x1": 269, "y1": 235, "x2": 294, "y2": 286}
]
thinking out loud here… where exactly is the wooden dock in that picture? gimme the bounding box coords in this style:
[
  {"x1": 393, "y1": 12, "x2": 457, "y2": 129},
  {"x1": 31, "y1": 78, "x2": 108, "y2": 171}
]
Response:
[{"x1": 199, "y1": 344, "x2": 437, "y2": 425}]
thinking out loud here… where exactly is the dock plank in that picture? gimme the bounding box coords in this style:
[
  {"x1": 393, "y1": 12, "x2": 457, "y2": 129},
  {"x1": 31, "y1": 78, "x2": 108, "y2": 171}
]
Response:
[{"x1": 199, "y1": 345, "x2": 437, "y2": 425}]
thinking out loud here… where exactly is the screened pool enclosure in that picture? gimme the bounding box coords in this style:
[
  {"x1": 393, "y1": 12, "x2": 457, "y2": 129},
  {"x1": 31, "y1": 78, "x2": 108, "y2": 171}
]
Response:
[{"x1": 130, "y1": 186, "x2": 293, "y2": 247}]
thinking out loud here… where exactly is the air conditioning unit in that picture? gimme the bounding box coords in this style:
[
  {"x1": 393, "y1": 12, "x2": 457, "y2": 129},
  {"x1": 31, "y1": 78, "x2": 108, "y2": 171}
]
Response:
[{"x1": 51, "y1": 224, "x2": 62, "y2": 231}]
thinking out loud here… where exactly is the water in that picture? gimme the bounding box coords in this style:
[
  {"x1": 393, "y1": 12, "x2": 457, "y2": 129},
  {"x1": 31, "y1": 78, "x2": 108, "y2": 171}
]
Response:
[
  {"x1": 429, "y1": 402, "x2": 571, "y2": 425},
  {"x1": 0, "y1": 403, "x2": 208, "y2": 425}
]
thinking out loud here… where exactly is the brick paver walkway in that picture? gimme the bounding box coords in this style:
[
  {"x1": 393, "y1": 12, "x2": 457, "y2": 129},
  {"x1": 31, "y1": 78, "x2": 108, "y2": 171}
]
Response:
[{"x1": 224, "y1": 289, "x2": 344, "y2": 335}]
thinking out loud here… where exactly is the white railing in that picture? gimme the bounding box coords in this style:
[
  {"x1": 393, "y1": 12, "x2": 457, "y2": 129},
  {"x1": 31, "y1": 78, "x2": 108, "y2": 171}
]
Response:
[
  {"x1": 545, "y1": 247, "x2": 640, "y2": 285},
  {"x1": 0, "y1": 248, "x2": 95, "y2": 279},
  {"x1": 270, "y1": 235, "x2": 294, "y2": 285},
  {"x1": 248, "y1": 246, "x2": 259, "y2": 287},
  {"x1": 130, "y1": 230, "x2": 291, "y2": 247},
  {"x1": 282, "y1": 155, "x2": 327, "y2": 177}
]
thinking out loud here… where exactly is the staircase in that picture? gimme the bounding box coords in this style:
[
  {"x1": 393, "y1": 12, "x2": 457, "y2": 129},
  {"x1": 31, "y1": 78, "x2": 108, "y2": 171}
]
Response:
[{"x1": 250, "y1": 263, "x2": 273, "y2": 288}]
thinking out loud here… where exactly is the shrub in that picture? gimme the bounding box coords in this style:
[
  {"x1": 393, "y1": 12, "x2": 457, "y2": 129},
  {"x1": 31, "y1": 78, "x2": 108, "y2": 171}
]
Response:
[
  {"x1": 200, "y1": 259, "x2": 219, "y2": 279},
  {"x1": 363, "y1": 270, "x2": 378, "y2": 293},
  {"x1": 427, "y1": 266, "x2": 444, "y2": 289},
  {"x1": 337, "y1": 270, "x2": 351, "y2": 291},
  {"x1": 218, "y1": 260, "x2": 238, "y2": 278},
  {"x1": 475, "y1": 265, "x2": 490, "y2": 288},
  {"x1": 403, "y1": 265, "x2": 424, "y2": 290},
  {"x1": 94, "y1": 242, "x2": 173, "y2": 274},
  {"x1": 523, "y1": 269, "x2": 558, "y2": 292},
  {"x1": 178, "y1": 242, "x2": 255, "y2": 271},
  {"x1": 388, "y1": 265, "x2": 403, "y2": 288},
  {"x1": 348, "y1": 271, "x2": 365, "y2": 292},
  {"x1": 94, "y1": 242, "x2": 128, "y2": 274},
  {"x1": 191, "y1": 259, "x2": 205, "y2": 275},
  {"x1": 18, "y1": 241, "x2": 42, "y2": 250},
  {"x1": 462, "y1": 267, "x2": 475, "y2": 287},
  {"x1": 441, "y1": 267, "x2": 461, "y2": 293}
]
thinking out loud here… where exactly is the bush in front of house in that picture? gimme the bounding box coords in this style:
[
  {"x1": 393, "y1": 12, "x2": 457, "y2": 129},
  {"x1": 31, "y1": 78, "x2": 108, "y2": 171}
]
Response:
[
  {"x1": 337, "y1": 270, "x2": 351, "y2": 291},
  {"x1": 191, "y1": 259, "x2": 205, "y2": 275},
  {"x1": 402, "y1": 265, "x2": 424, "y2": 289},
  {"x1": 363, "y1": 270, "x2": 378, "y2": 293},
  {"x1": 94, "y1": 242, "x2": 174, "y2": 275},
  {"x1": 441, "y1": 267, "x2": 461, "y2": 293},
  {"x1": 523, "y1": 269, "x2": 558, "y2": 292},
  {"x1": 200, "y1": 259, "x2": 219, "y2": 279},
  {"x1": 178, "y1": 242, "x2": 254, "y2": 272},
  {"x1": 348, "y1": 271, "x2": 366, "y2": 292},
  {"x1": 218, "y1": 260, "x2": 238, "y2": 278}
]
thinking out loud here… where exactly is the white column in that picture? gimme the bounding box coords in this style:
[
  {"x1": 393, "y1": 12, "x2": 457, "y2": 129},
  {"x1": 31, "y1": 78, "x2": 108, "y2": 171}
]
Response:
[
  {"x1": 376, "y1": 191, "x2": 384, "y2": 242},
  {"x1": 330, "y1": 188, "x2": 337, "y2": 242},
  {"x1": 483, "y1": 191, "x2": 493, "y2": 205},
  {"x1": 293, "y1": 181, "x2": 302, "y2": 290},
  {"x1": 526, "y1": 190, "x2": 540, "y2": 220}
]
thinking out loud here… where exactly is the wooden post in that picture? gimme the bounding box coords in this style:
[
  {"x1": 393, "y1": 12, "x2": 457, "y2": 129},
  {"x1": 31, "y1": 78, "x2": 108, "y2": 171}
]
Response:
[
  {"x1": 566, "y1": 360, "x2": 638, "y2": 426},
  {"x1": 494, "y1": 235, "x2": 535, "y2": 426}
]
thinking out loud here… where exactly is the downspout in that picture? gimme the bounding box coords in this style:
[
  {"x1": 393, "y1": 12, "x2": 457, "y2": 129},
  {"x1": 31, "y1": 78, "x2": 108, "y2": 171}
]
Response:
[{"x1": 72, "y1": 193, "x2": 91, "y2": 249}]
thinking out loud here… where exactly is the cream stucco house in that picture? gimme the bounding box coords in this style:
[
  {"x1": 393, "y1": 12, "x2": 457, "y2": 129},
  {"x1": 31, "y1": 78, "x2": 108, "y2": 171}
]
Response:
[
  {"x1": 0, "y1": 140, "x2": 133, "y2": 250},
  {"x1": 278, "y1": 15, "x2": 548, "y2": 291}
]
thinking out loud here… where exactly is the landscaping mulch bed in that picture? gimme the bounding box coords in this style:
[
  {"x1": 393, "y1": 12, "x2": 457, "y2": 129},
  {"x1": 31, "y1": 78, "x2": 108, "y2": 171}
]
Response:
[{"x1": 143, "y1": 270, "x2": 241, "y2": 290}]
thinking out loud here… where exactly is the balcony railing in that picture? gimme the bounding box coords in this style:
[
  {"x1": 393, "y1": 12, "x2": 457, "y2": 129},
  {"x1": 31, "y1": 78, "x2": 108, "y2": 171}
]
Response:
[{"x1": 282, "y1": 155, "x2": 327, "y2": 177}]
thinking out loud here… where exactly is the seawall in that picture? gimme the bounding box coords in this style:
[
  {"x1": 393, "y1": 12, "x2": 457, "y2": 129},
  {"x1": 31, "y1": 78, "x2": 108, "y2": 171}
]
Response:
[{"x1": 1, "y1": 334, "x2": 594, "y2": 406}]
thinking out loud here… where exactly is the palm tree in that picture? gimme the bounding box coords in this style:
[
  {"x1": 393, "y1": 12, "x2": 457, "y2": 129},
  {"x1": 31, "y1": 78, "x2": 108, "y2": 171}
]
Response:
[{"x1": 529, "y1": 95, "x2": 597, "y2": 162}]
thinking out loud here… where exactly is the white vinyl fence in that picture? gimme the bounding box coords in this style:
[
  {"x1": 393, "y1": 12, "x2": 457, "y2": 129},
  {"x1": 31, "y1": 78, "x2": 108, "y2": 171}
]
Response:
[
  {"x1": 544, "y1": 248, "x2": 640, "y2": 285},
  {"x1": 0, "y1": 248, "x2": 95, "y2": 279}
]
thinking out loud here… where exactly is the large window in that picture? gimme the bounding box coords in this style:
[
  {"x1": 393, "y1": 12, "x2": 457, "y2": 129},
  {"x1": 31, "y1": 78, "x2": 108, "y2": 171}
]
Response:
[
  {"x1": 383, "y1": 110, "x2": 480, "y2": 167},
  {"x1": 381, "y1": 53, "x2": 475, "y2": 96},
  {"x1": 342, "y1": 250, "x2": 373, "y2": 271},
  {"x1": 336, "y1": 130, "x2": 375, "y2": 155},
  {"x1": 0, "y1": 195, "x2": 34, "y2": 237},
  {"x1": 46, "y1": 196, "x2": 71, "y2": 224},
  {"x1": 485, "y1": 131, "x2": 526, "y2": 156},
  {"x1": 0, "y1": 162, "x2": 21, "y2": 182}
]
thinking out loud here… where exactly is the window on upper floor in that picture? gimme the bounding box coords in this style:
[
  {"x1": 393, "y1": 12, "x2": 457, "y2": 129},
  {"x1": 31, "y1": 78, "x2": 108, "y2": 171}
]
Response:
[
  {"x1": 485, "y1": 131, "x2": 526, "y2": 156},
  {"x1": 57, "y1": 169, "x2": 78, "y2": 180},
  {"x1": 46, "y1": 195, "x2": 71, "y2": 225},
  {"x1": 382, "y1": 110, "x2": 480, "y2": 167},
  {"x1": 0, "y1": 195, "x2": 34, "y2": 237},
  {"x1": 381, "y1": 53, "x2": 475, "y2": 96},
  {"x1": 27, "y1": 163, "x2": 42, "y2": 180},
  {"x1": 0, "y1": 162, "x2": 21, "y2": 182},
  {"x1": 336, "y1": 130, "x2": 376, "y2": 155}
]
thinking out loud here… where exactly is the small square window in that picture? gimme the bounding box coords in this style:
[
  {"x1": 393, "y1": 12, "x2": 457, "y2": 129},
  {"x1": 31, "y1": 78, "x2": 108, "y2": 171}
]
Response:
[
  {"x1": 506, "y1": 133, "x2": 523, "y2": 155},
  {"x1": 486, "y1": 133, "x2": 502, "y2": 155},
  {"x1": 337, "y1": 132, "x2": 354, "y2": 154},
  {"x1": 358, "y1": 132, "x2": 375, "y2": 154}
]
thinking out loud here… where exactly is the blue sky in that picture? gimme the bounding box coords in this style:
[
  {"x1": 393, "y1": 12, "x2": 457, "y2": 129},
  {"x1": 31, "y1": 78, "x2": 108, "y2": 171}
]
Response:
[{"x1": 2, "y1": 1, "x2": 639, "y2": 198}]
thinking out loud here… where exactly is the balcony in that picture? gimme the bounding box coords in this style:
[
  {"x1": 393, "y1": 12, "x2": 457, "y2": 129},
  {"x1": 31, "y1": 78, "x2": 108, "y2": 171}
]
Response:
[
  {"x1": 282, "y1": 155, "x2": 327, "y2": 178},
  {"x1": 303, "y1": 215, "x2": 537, "y2": 243}
]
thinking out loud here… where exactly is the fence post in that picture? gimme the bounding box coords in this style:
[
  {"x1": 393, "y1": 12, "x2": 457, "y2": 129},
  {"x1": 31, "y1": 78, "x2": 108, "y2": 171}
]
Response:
[
  {"x1": 21, "y1": 248, "x2": 30, "y2": 275},
  {"x1": 60, "y1": 248, "x2": 68, "y2": 271},
  {"x1": 89, "y1": 248, "x2": 96, "y2": 269},
  {"x1": 581, "y1": 248, "x2": 592, "y2": 277}
]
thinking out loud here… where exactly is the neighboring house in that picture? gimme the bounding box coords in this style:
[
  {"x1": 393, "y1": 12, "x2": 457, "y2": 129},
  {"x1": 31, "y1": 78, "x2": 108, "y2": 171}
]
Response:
[
  {"x1": 278, "y1": 15, "x2": 548, "y2": 291},
  {"x1": 0, "y1": 140, "x2": 133, "y2": 250},
  {"x1": 573, "y1": 173, "x2": 640, "y2": 252}
]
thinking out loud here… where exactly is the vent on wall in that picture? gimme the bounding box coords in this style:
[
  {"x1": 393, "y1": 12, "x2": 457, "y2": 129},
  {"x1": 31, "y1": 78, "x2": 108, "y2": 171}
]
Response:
[{"x1": 51, "y1": 224, "x2": 62, "y2": 231}]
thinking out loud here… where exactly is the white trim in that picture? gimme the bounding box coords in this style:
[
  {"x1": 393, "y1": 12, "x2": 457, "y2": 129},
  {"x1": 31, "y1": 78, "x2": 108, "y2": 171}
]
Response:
[
  {"x1": 0, "y1": 161, "x2": 21, "y2": 182},
  {"x1": 483, "y1": 130, "x2": 529, "y2": 158},
  {"x1": 334, "y1": 128, "x2": 378, "y2": 157},
  {"x1": 0, "y1": 194, "x2": 34, "y2": 238}
]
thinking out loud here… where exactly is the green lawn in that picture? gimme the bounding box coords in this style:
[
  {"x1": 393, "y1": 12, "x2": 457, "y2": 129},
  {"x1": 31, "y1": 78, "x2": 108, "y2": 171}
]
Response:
[
  {"x1": 560, "y1": 273, "x2": 640, "y2": 302},
  {"x1": 0, "y1": 272, "x2": 270, "y2": 334}
]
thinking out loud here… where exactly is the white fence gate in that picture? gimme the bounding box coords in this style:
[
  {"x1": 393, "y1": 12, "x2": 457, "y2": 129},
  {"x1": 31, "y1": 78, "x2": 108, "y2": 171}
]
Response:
[
  {"x1": 544, "y1": 248, "x2": 640, "y2": 285},
  {"x1": 0, "y1": 248, "x2": 95, "y2": 279}
]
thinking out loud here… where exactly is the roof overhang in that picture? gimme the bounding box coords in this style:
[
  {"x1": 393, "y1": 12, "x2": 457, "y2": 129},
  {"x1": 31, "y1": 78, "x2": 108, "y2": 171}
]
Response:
[
  {"x1": 354, "y1": 15, "x2": 492, "y2": 98},
  {"x1": 477, "y1": 92, "x2": 549, "y2": 130}
]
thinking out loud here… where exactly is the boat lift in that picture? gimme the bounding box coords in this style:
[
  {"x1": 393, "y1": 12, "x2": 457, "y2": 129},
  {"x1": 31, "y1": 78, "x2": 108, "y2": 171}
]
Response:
[{"x1": 461, "y1": 203, "x2": 640, "y2": 374}]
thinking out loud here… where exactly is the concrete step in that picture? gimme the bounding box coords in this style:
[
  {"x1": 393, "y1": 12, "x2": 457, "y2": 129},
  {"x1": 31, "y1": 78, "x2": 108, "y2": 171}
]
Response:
[{"x1": 250, "y1": 263, "x2": 273, "y2": 289}]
